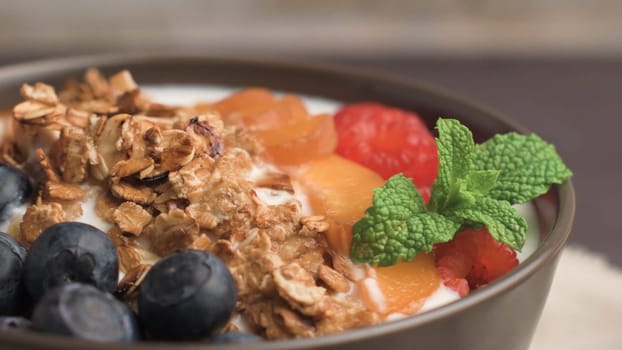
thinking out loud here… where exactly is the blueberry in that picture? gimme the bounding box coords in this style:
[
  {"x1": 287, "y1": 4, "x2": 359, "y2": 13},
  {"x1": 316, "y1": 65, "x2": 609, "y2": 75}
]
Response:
[
  {"x1": 31, "y1": 283, "x2": 138, "y2": 342},
  {"x1": 138, "y1": 249, "x2": 236, "y2": 341},
  {"x1": 0, "y1": 163, "x2": 32, "y2": 222},
  {"x1": 24, "y1": 222, "x2": 118, "y2": 301},
  {"x1": 0, "y1": 316, "x2": 31, "y2": 331},
  {"x1": 210, "y1": 331, "x2": 262, "y2": 344},
  {"x1": 0, "y1": 232, "x2": 29, "y2": 315}
]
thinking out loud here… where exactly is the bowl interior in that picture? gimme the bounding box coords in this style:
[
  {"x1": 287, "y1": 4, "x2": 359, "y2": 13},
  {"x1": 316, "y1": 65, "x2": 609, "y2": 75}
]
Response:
[{"x1": 0, "y1": 55, "x2": 575, "y2": 350}]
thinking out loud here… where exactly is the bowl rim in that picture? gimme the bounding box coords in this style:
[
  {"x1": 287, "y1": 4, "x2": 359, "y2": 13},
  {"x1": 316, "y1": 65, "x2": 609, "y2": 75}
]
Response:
[{"x1": 0, "y1": 53, "x2": 576, "y2": 350}]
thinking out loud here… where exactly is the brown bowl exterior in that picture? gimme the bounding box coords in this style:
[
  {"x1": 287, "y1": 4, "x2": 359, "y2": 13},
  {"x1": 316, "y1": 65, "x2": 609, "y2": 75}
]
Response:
[{"x1": 0, "y1": 54, "x2": 575, "y2": 350}]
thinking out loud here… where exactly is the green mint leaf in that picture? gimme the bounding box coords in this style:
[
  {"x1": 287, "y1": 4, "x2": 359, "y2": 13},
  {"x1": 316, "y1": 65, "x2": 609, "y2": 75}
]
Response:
[
  {"x1": 448, "y1": 197, "x2": 527, "y2": 250},
  {"x1": 351, "y1": 211, "x2": 460, "y2": 267},
  {"x1": 463, "y1": 170, "x2": 500, "y2": 196},
  {"x1": 403, "y1": 213, "x2": 461, "y2": 254},
  {"x1": 446, "y1": 169, "x2": 501, "y2": 211},
  {"x1": 429, "y1": 118, "x2": 476, "y2": 212},
  {"x1": 349, "y1": 118, "x2": 571, "y2": 266},
  {"x1": 471, "y1": 133, "x2": 573, "y2": 204},
  {"x1": 350, "y1": 174, "x2": 427, "y2": 266},
  {"x1": 372, "y1": 173, "x2": 426, "y2": 215}
]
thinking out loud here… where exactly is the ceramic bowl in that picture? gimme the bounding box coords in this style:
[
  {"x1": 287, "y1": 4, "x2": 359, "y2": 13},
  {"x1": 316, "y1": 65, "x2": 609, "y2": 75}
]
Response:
[{"x1": 0, "y1": 54, "x2": 575, "y2": 350}]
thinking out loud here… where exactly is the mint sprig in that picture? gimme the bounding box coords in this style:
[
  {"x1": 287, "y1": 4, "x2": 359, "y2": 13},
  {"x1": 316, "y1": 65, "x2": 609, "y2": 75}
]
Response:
[
  {"x1": 350, "y1": 174, "x2": 460, "y2": 266},
  {"x1": 350, "y1": 118, "x2": 572, "y2": 266}
]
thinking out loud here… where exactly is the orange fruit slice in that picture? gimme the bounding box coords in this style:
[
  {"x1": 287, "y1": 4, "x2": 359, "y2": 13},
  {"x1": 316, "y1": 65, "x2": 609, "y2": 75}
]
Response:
[
  {"x1": 211, "y1": 88, "x2": 275, "y2": 115},
  {"x1": 357, "y1": 254, "x2": 441, "y2": 316},
  {"x1": 253, "y1": 114, "x2": 337, "y2": 165},
  {"x1": 211, "y1": 90, "x2": 310, "y2": 129},
  {"x1": 209, "y1": 90, "x2": 333, "y2": 164},
  {"x1": 242, "y1": 94, "x2": 309, "y2": 130},
  {"x1": 288, "y1": 154, "x2": 384, "y2": 254},
  {"x1": 211, "y1": 88, "x2": 276, "y2": 123}
]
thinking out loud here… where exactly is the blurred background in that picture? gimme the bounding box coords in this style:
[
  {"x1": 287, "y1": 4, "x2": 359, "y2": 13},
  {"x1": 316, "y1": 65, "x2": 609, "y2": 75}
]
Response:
[
  {"x1": 1, "y1": 0, "x2": 622, "y2": 59},
  {"x1": 1, "y1": 1, "x2": 621, "y2": 348},
  {"x1": 0, "y1": 0, "x2": 620, "y2": 268}
]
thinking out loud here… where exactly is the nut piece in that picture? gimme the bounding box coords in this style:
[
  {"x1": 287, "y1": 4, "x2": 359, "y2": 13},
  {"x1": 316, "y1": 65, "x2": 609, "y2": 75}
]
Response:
[
  {"x1": 84, "y1": 68, "x2": 111, "y2": 99},
  {"x1": 110, "y1": 158, "x2": 154, "y2": 179},
  {"x1": 189, "y1": 234, "x2": 212, "y2": 251},
  {"x1": 328, "y1": 251, "x2": 357, "y2": 282},
  {"x1": 20, "y1": 202, "x2": 65, "y2": 245},
  {"x1": 117, "y1": 243, "x2": 143, "y2": 273},
  {"x1": 299, "y1": 216, "x2": 330, "y2": 236},
  {"x1": 36, "y1": 148, "x2": 60, "y2": 182},
  {"x1": 273, "y1": 263, "x2": 326, "y2": 306},
  {"x1": 95, "y1": 190, "x2": 122, "y2": 222},
  {"x1": 275, "y1": 307, "x2": 315, "y2": 337},
  {"x1": 13, "y1": 101, "x2": 57, "y2": 122},
  {"x1": 159, "y1": 129, "x2": 196, "y2": 171},
  {"x1": 43, "y1": 181, "x2": 85, "y2": 201},
  {"x1": 111, "y1": 182, "x2": 156, "y2": 205},
  {"x1": 253, "y1": 171, "x2": 294, "y2": 194},
  {"x1": 186, "y1": 116, "x2": 224, "y2": 157},
  {"x1": 168, "y1": 154, "x2": 214, "y2": 198},
  {"x1": 245, "y1": 301, "x2": 292, "y2": 339},
  {"x1": 143, "y1": 209, "x2": 199, "y2": 256},
  {"x1": 318, "y1": 265, "x2": 350, "y2": 293},
  {"x1": 117, "y1": 89, "x2": 150, "y2": 115},
  {"x1": 20, "y1": 83, "x2": 59, "y2": 105},
  {"x1": 116, "y1": 263, "x2": 150, "y2": 301},
  {"x1": 110, "y1": 182, "x2": 156, "y2": 205},
  {"x1": 93, "y1": 113, "x2": 131, "y2": 176},
  {"x1": 185, "y1": 202, "x2": 218, "y2": 229},
  {"x1": 112, "y1": 201, "x2": 152, "y2": 236},
  {"x1": 116, "y1": 263, "x2": 151, "y2": 311},
  {"x1": 54, "y1": 126, "x2": 90, "y2": 183},
  {"x1": 109, "y1": 70, "x2": 138, "y2": 94}
]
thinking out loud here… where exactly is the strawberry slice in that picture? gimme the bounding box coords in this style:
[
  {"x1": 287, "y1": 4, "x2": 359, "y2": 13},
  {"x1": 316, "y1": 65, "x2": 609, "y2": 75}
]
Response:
[
  {"x1": 433, "y1": 228, "x2": 519, "y2": 295},
  {"x1": 334, "y1": 103, "x2": 438, "y2": 199}
]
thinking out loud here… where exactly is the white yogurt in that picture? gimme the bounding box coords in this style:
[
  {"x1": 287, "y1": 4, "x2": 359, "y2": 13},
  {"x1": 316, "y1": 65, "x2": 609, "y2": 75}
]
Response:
[
  {"x1": 141, "y1": 85, "x2": 342, "y2": 116},
  {"x1": 1, "y1": 85, "x2": 541, "y2": 319},
  {"x1": 76, "y1": 188, "x2": 113, "y2": 232}
]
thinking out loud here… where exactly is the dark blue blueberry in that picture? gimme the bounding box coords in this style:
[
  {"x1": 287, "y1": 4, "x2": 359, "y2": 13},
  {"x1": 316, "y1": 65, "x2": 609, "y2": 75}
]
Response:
[
  {"x1": 138, "y1": 249, "x2": 236, "y2": 341},
  {"x1": 31, "y1": 283, "x2": 138, "y2": 342},
  {"x1": 0, "y1": 232, "x2": 29, "y2": 315},
  {"x1": 24, "y1": 222, "x2": 118, "y2": 301},
  {"x1": 0, "y1": 163, "x2": 32, "y2": 222},
  {"x1": 210, "y1": 331, "x2": 262, "y2": 344},
  {"x1": 0, "y1": 316, "x2": 31, "y2": 331}
]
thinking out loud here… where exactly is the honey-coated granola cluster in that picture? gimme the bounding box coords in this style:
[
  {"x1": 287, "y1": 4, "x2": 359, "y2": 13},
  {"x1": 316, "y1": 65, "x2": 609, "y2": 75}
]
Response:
[{"x1": 0, "y1": 69, "x2": 376, "y2": 338}]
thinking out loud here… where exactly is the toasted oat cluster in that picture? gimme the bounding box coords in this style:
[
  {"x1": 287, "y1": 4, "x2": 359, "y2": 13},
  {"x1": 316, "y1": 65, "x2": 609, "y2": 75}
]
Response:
[{"x1": 0, "y1": 69, "x2": 376, "y2": 338}]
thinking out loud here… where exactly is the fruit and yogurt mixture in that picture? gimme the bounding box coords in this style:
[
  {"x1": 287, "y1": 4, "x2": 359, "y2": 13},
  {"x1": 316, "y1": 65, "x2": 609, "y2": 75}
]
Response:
[{"x1": 0, "y1": 70, "x2": 571, "y2": 343}]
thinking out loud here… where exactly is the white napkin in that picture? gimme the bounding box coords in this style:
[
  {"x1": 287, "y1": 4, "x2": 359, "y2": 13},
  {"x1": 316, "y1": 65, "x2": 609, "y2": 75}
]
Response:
[{"x1": 531, "y1": 246, "x2": 622, "y2": 350}]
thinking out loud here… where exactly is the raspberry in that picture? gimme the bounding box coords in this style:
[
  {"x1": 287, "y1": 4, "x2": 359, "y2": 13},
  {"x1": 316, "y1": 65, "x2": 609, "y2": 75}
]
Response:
[
  {"x1": 441, "y1": 275, "x2": 469, "y2": 297},
  {"x1": 334, "y1": 103, "x2": 438, "y2": 195},
  {"x1": 434, "y1": 248, "x2": 471, "y2": 297},
  {"x1": 433, "y1": 228, "x2": 519, "y2": 294}
]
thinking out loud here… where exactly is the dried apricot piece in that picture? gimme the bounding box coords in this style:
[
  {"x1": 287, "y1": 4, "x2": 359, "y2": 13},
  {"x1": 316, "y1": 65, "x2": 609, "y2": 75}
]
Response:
[
  {"x1": 254, "y1": 114, "x2": 337, "y2": 165},
  {"x1": 242, "y1": 94, "x2": 309, "y2": 130},
  {"x1": 210, "y1": 88, "x2": 276, "y2": 123}
]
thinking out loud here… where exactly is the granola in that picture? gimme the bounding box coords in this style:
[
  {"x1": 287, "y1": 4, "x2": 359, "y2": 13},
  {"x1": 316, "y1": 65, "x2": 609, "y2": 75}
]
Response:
[{"x1": 1, "y1": 69, "x2": 377, "y2": 339}]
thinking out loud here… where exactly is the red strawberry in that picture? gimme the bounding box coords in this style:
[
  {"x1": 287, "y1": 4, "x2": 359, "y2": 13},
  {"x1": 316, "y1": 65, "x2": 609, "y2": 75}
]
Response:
[
  {"x1": 334, "y1": 103, "x2": 438, "y2": 198},
  {"x1": 433, "y1": 228, "x2": 519, "y2": 294}
]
